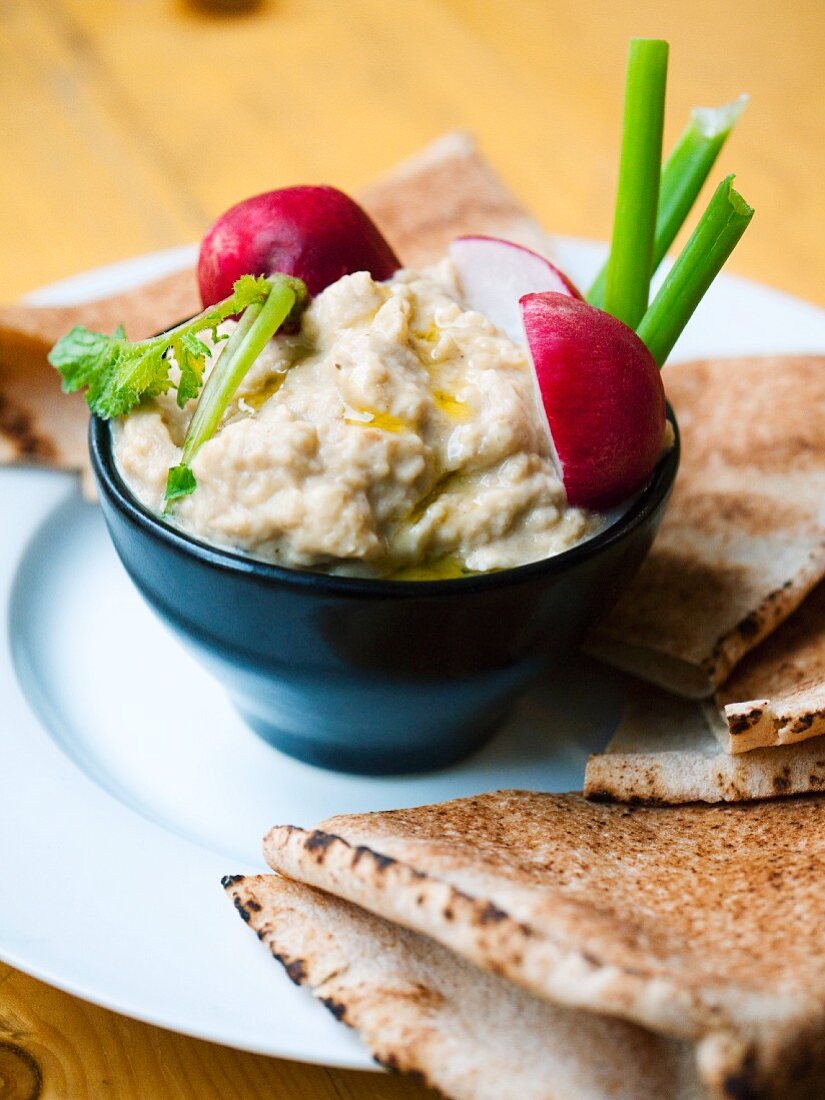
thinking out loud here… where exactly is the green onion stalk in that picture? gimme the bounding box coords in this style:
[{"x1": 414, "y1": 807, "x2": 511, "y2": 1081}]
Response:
[
  {"x1": 637, "y1": 175, "x2": 754, "y2": 366},
  {"x1": 602, "y1": 38, "x2": 669, "y2": 329},
  {"x1": 588, "y1": 94, "x2": 748, "y2": 310}
]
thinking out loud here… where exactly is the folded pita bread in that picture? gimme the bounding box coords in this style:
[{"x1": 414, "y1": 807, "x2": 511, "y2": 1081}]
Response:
[
  {"x1": 0, "y1": 268, "x2": 199, "y2": 489},
  {"x1": 0, "y1": 132, "x2": 552, "y2": 485},
  {"x1": 225, "y1": 874, "x2": 703, "y2": 1100},
  {"x1": 584, "y1": 675, "x2": 825, "y2": 802},
  {"x1": 0, "y1": 268, "x2": 200, "y2": 494},
  {"x1": 0, "y1": 267, "x2": 200, "y2": 350},
  {"x1": 586, "y1": 356, "x2": 825, "y2": 698},
  {"x1": 263, "y1": 791, "x2": 825, "y2": 1099},
  {"x1": 360, "y1": 130, "x2": 555, "y2": 266},
  {"x1": 704, "y1": 581, "x2": 825, "y2": 754}
]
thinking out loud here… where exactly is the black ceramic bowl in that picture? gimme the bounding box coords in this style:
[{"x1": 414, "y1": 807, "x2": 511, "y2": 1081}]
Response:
[{"x1": 90, "y1": 412, "x2": 679, "y2": 775}]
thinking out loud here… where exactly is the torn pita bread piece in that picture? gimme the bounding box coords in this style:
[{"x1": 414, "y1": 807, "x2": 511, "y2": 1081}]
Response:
[
  {"x1": 705, "y1": 581, "x2": 825, "y2": 754},
  {"x1": 585, "y1": 355, "x2": 825, "y2": 699},
  {"x1": 264, "y1": 790, "x2": 825, "y2": 1099},
  {"x1": 0, "y1": 131, "x2": 551, "y2": 486},
  {"x1": 0, "y1": 266, "x2": 200, "y2": 351},
  {"x1": 359, "y1": 130, "x2": 555, "y2": 268},
  {"x1": 0, "y1": 267, "x2": 200, "y2": 492},
  {"x1": 584, "y1": 674, "x2": 825, "y2": 802},
  {"x1": 224, "y1": 874, "x2": 702, "y2": 1100}
]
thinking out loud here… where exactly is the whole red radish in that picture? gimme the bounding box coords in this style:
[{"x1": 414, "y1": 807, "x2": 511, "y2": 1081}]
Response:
[
  {"x1": 198, "y1": 186, "x2": 401, "y2": 306},
  {"x1": 449, "y1": 236, "x2": 580, "y2": 343},
  {"x1": 521, "y1": 292, "x2": 666, "y2": 510}
]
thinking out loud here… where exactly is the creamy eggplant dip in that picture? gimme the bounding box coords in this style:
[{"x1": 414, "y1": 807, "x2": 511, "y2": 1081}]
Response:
[{"x1": 114, "y1": 262, "x2": 602, "y2": 578}]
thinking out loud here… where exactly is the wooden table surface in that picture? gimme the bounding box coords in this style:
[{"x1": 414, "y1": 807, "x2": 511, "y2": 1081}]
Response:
[{"x1": 1, "y1": 1, "x2": 823, "y2": 1097}]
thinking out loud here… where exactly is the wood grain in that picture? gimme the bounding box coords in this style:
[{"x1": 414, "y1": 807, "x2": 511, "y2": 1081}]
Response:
[
  {"x1": 1, "y1": 1, "x2": 823, "y2": 1097},
  {"x1": 0, "y1": 962, "x2": 435, "y2": 1098},
  {"x1": 2, "y1": 0, "x2": 824, "y2": 304}
]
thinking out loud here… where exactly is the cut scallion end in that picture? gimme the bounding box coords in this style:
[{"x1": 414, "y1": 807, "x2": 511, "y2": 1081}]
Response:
[
  {"x1": 636, "y1": 175, "x2": 753, "y2": 366},
  {"x1": 602, "y1": 38, "x2": 669, "y2": 329},
  {"x1": 588, "y1": 94, "x2": 748, "y2": 310}
]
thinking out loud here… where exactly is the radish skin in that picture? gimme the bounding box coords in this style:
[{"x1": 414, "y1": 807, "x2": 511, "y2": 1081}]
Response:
[
  {"x1": 198, "y1": 186, "x2": 400, "y2": 306},
  {"x1": 520, "y1": 292, "x2": 666, "y2": 510}
]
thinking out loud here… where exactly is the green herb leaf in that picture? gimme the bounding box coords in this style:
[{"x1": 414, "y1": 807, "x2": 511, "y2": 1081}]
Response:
[
  {"x1": 48, "y1": 324, "x2": 127, "y2": 412},
  {"x1": 230, "y1": 274, "x2": 274, "y2": 311},
  {"x1": 172, "y1": 331, "x2": 212, "y2": 408},
  {"x1": 49, "y1": 325, "x2": 172, "y2": 418},
  {"x1": 48, "y1": 274, "x2": 276, "y2": 419},
  {"x1": 164, "y1": 463, "x2": 197, "y2": 508}
]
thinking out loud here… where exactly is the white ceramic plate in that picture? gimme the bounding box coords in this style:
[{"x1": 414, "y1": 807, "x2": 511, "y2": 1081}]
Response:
[{"x1": 3, "y1": 241, "x2": 825, "y2": 1070}]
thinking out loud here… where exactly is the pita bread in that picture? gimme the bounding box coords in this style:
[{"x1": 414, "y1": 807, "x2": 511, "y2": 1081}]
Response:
[
  {"x1": 224, "y1": 874, "x2": 702, "y2": 1100},
  {"x1": 704, "y1": 581, "x2": 825, "y2": 754},
  {"x1": 0, "y1": 267, "x2": 200, "y2": 350},
  {"x1": 0, "y1": 132, "x2": 551, "y2": 484},
  {"x1": 584, "y1": 674, "x2": 825, "y2": 802},
  {"x1": 0, "y1": 267, "x2": 200, "y2": 494},
  {"x1": 359, "y1": 130, "x2": 555, "y2": 266},
  {"x1": 585, "y1": 355, "x2": 825, "y2": 698},
  {"x1": 263, "y1": 791, "x2": 825, "y2": 1099}
]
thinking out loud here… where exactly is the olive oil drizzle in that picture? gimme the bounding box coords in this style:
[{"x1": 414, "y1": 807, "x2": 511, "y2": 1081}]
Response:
[
  {"x1": 389, "y1": 553, "x2": 480, "y2": 581},
  {"x1": 433, "y1": 390, "x2": 471, "y2": 421},
  {"x1": 344, "y1": 408, "x2": 412, "y2": 434},
  {"x1": 240, "y1": 371, "x2": 288, "y2": 410}
]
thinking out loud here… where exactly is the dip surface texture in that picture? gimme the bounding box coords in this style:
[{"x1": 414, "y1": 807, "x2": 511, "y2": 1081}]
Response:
[{"x1": 114, "y1": 263, "x2": 600, "y2": 577}]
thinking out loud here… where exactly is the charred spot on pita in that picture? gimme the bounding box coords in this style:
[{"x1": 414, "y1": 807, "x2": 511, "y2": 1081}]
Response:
[
  {"x1": 477, "y1": 901, "x2": 508, "y2": 925},
  {"x1": 284, "y1": 958, "x2": 307, "y2": 985},
  {"x1": 0, "y1": 396, "x2": 55, "y2": 460},
  {"x1": 320, "y1": 996, "x2": 347, "y2": 1021},
  {"x1": 728, "y1": 708, "x2": 764, "y2": 735},
  {"x1": 369, "y1": 850, "x2": 396, "y2": 872},
  {"x1": 271, "y1": 950, "x2": 307, "y2": 986},
  {"x1": 232, "y1": 896, "x2": 252, "y2": 922},
  {"x1": 736, "y1": 612, "x2": 761, "y2": 638},
  {"x1": 304, "y1": 831, "x2": 337, "y2": 857}
]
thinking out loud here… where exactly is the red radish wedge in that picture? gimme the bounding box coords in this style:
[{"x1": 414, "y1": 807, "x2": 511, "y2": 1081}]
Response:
[
  {"x1": 198, "y1": 186, "x2": 400, "y2": 306},
  {"x1": 449, "y1": 236, "x2": 580, "y2": 343},
  {"x1": 520, "y1": 292, "x2": 666, "y2": 510}
]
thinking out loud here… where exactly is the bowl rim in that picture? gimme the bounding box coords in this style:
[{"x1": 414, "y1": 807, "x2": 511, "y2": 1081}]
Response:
[{"x1": 89, "y1": 406, "x2": 679, "y2": 599}]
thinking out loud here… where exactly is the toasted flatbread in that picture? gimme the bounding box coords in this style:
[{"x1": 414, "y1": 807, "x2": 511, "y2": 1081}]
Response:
[
  {"x1": 585, "y1": 355, "x2": 825, "y2": 698},
  {"x1": 359, "y1": 130, "x2": 555, "y2": 266},
  {"x1": 704, "y1": 581, "x2": 825, "y2": 753},
  {"x1": 0, "y1": 132, "x2": 551, "y2": 484},
  {"x1": 0, "y1": 267, "x2": 200, "y2": 350},
  {"x1": 0, "y1": 268, "x2": 200, "y2": 493},
  {"x1": 584, "y1": 674, "x2": 825, "y2": 802},
  {"x1": 225, "y1": 874, "x2": 702, "y2": 1100},
  {"x1": 263, "y1": 791, "x2": 825, "y2": 1099}
]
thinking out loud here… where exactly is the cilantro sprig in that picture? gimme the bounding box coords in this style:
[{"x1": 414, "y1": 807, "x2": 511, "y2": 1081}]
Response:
[
  {"x1": 164, "y1": 275, "x2": 305, "y2": 508},
  {"x1": 50, "y1": 272, "x2": 308, "y2": 509},
  {"x1": 49, "y1": 274, "x2": 280, "y2": 418}
]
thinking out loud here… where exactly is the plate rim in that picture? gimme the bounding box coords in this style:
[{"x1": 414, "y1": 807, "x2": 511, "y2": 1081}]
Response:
[{"x1": 2, "y1": 241, "x2": 824, "y2": 1070}]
